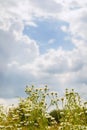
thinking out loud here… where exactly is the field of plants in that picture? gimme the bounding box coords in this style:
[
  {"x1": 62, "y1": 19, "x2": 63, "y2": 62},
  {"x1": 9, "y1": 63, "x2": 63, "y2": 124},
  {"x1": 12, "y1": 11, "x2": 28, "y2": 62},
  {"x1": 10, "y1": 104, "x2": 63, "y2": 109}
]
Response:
[{"x1": 0, "y1": 85, "x2": 87, "y2": 130}]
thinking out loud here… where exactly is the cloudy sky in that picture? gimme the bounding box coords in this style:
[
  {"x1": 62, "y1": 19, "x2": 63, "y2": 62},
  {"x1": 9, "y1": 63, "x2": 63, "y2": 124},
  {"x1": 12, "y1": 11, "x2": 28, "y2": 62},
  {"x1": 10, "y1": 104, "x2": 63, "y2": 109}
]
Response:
[{"x1": 0, "y1": 0, "x2": 87, "y2": 105}]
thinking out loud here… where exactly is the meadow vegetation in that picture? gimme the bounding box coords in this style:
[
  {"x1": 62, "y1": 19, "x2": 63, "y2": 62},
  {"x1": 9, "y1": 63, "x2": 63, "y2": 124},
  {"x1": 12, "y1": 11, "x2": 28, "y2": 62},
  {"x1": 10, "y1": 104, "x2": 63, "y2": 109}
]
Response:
[{"x1": 0, "y1": 85, "x2": 87, "y2": 130}]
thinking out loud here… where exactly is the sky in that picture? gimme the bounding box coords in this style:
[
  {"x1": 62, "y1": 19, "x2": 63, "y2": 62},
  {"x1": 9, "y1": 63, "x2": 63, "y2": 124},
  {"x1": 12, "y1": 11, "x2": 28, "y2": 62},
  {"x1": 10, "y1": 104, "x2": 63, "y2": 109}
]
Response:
[{"x1": 0, "y1": 0, "x2": 87, "y2": 106}]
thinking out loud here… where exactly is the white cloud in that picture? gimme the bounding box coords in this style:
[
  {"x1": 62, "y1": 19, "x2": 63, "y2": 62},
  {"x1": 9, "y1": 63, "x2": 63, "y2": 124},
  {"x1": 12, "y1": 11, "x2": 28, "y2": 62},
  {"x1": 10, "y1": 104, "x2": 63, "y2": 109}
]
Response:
[
  {"x1": 61, "y1": 25, "x2": 68, "y2": 32},
  {"x1": 59, "y1": 3, "x2": 87, "y2": 41},
  {"x1": 48, "y1": 39, "x2": 56, "y2": 44},
  {"x1": 0, "y1": 25, "x2": 39, "y2": 63},
  {"x1": 0, "y1": 0, "x2": 87, "y2": 106},
  {"x1": 0, "y1": 98, "x2": 18, "y2": 108}
]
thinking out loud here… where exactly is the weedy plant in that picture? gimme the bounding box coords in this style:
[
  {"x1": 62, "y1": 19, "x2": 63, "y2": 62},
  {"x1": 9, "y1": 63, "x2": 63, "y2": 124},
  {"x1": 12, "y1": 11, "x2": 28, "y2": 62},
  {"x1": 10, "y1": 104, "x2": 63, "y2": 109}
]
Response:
[
  {"x1": 0, "y1": 86, "x2": 87, "y2": 130},
  {"x1": 58, "y1": 89, "x2": 87, "y2": 130},
  {"x1": 0, "y1": 85, "x2": 59, "y2": 130}
]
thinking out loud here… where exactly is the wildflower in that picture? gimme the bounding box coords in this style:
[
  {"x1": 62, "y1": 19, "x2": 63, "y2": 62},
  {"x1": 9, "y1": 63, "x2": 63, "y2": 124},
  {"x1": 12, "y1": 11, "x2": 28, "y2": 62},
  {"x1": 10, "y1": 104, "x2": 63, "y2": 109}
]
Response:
[
  {"x1": 61, "y1": 98, "x2": 64, "y2": 101},
  {"x1": 25, "y1": 113, "x2": 31, "y2": 117}
]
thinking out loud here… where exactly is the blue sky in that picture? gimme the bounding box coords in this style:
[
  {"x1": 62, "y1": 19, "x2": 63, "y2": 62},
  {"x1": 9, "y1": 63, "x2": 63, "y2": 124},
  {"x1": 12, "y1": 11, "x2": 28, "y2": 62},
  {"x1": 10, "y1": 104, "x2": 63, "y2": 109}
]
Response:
[
  {"x1": 0, "y1": 0, "x2": 87, "y2": 106},
  {"x1": 23, "y1": 19, "x2": 74, "y2": 53}
]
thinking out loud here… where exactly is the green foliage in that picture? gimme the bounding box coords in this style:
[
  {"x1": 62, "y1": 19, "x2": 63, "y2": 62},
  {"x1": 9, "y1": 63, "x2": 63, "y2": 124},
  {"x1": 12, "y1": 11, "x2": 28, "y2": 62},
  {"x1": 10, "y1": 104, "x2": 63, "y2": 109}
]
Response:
[
  {"x1": 0, "y1": 105, "x2": 6, "y2": 125},
  {"x1": 58, "y1": 89, "x2": 87, "y2": 130},
  {"x1": 49, "y1": 109, "x2": 62, "y2": 123},
  {"x1": 0, "y1": 86, "x2": 87, "y2": 130}
]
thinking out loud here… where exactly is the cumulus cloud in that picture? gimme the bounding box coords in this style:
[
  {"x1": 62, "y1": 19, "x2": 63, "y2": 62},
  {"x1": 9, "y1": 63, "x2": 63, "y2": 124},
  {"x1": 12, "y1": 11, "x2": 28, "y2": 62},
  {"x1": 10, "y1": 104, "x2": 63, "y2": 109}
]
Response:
[
  {"x1": 0, "y1": 20, "x2": 39, "y2": 98},
  {"x1": 30, "y1": 0, "x2": 63, "y2": 14},
  {"x1": 0, "y1": 0, "x2": 87, "y2": 105},
  {"x1": 0, "y1": 98, "x2": 18, "y2": 108}
]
